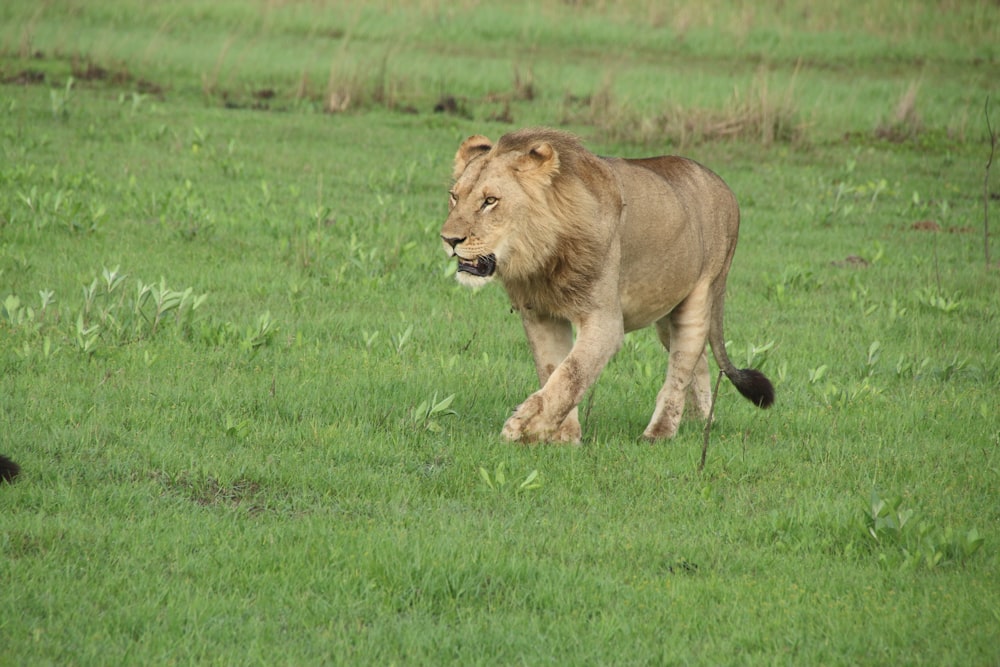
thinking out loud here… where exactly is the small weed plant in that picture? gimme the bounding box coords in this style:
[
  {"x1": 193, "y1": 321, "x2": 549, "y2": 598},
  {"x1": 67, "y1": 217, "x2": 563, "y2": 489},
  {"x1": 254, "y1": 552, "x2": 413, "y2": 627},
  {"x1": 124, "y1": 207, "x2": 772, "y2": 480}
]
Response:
[
  {"x1": 1, "y1": 266, "x2": 277, "y2": 357},
  {"x1": 478, "y1": 461, "x2": 543, "y2": 494},
  {"x1": 861, "y1": 489, "x2": 985, "y2": 571},
  {"x1": 410, "y1": 393, "x2": 457, "y2": 433}
]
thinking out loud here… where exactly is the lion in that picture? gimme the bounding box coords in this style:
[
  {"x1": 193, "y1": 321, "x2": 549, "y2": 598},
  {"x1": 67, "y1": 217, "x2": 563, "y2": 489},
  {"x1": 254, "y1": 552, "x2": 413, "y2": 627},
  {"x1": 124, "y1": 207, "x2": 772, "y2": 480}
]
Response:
[{"x1": 440, "y1": 127, "x2": 773, "y2": 443}]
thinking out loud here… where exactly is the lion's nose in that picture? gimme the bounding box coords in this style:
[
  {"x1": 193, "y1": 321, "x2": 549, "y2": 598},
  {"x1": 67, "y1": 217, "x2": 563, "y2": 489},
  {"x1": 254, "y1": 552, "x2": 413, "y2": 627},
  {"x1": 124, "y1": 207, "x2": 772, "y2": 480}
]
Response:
[{"x1": 441, "y1": 235, "x2": 465, "y2": 249}]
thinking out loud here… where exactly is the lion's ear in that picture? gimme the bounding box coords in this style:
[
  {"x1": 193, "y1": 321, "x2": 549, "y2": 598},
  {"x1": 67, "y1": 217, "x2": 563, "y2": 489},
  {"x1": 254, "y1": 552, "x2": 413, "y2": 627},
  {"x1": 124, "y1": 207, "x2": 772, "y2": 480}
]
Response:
[
  {"x1": 453, "y1": 135, "x2": 493, "y2": 180},
  {"x1": 515, "y1": 141, "x2": 560, "y2": 177}
]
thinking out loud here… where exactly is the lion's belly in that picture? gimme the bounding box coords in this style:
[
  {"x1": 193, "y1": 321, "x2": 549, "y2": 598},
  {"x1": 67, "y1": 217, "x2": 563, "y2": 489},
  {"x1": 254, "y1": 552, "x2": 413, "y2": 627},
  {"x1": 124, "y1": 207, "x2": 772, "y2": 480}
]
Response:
[
  {"x1": 616, "y1": 218, "x2": 703, "y2": 333},
  {"x1": 619, "y1": 281, "x2": 690, "y2": 333},
  {"x1": 620, "y1": 302, "x2": 673, "y2": 333}
]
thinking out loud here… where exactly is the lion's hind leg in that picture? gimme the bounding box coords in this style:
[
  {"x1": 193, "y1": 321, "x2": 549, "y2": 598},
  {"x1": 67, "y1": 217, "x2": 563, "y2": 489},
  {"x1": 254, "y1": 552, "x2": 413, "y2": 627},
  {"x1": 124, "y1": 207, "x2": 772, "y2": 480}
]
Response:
[
  {"x1": 686, "y1": 348, "x2": 713, "y2": 420},
  {"x1": 650, "y1": 323, "x2": 713, "y2": 419},
  {"x1": 643, "y1": 286, "x2": 712, "y2": 441}
]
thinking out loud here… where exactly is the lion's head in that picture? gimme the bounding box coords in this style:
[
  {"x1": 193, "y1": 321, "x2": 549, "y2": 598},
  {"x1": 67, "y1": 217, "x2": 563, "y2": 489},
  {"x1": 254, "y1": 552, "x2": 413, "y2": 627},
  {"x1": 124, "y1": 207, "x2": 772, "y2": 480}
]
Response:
[{"x1": 440, "y1": 129, "x2": 607, "y2": 296}]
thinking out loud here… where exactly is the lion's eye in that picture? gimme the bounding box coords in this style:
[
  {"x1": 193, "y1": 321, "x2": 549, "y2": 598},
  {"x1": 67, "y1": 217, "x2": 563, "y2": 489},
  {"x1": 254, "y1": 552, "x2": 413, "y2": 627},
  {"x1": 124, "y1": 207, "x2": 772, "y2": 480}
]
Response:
[
  {"x1": 481, "y1": 196, "x2": 498, "y2": 209},
  {"x1": 448, "y1": 192, "x2": 457, "y2": 208}
]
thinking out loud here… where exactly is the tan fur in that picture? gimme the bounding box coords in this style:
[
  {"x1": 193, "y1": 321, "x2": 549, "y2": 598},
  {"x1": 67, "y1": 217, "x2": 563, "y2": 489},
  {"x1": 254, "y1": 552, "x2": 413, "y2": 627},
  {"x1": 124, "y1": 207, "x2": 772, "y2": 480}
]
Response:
[{"x1": 441, "y1": 127, "x2": 772, "y2": 443}]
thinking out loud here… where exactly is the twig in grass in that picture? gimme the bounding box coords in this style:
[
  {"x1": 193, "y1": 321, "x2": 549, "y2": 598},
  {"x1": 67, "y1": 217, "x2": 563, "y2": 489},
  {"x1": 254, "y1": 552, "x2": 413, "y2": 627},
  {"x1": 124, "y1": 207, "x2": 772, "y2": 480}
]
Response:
[
  {"x1": 699, "y1": 370, "x2": 725, "y2": 473},
  {"x1": 985, "y1": 96, "x2": 995, "y2": 270},
  {"x1": 933, "y1": 230, "x2": 942, "y2": 293}
]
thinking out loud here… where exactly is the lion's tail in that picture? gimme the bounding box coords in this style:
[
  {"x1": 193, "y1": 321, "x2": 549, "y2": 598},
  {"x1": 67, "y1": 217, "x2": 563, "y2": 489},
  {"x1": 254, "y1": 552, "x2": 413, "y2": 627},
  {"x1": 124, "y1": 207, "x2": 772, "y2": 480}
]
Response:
[
  {"x1": 0, "y1": 455, "x2": 20, "y2": 483},
  {"x1": 722, "y1": 367, "x2": 775, "y2": 408},
  {"x1": 707, "y1": 294, "x2": 775, "y2": 409}
]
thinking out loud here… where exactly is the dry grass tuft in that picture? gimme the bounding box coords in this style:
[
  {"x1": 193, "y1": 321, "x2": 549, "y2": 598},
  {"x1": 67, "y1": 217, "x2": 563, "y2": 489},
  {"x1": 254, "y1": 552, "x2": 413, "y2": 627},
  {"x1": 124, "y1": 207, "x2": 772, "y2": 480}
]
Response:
[
  {"x1": 512, "y1": 65, "x2": 536, "y2": 102},
  {"x1": 323, "y1": 51, "x2": 404, "y2": 113},
  {"x1": 324, "y1": 61, "x2": 358, "y2": 112},
  {"x1": 570, "y1": 68, "x2": 804, "y2": 149},
  {"x1": 875, "y1": 81, "x2": 923, "y2": 142}
]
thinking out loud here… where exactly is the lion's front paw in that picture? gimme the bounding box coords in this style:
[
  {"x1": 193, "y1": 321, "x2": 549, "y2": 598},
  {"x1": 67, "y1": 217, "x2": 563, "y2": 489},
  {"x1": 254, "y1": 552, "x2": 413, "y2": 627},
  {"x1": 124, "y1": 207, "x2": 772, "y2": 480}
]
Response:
[
  {"x1": 501, "y1": 414, "x2": 528, "y2": 442},
  {"x1": 502, "y1": 394, "x2": 580, "y2": 444},
  {"x1": 501, "y1": 394, "x2": 549, "y2": 443}
]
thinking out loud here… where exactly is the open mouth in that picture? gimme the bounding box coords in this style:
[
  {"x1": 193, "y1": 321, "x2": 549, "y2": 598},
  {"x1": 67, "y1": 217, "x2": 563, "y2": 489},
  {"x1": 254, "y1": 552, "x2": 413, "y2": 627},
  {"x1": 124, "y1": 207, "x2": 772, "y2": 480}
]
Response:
[{"x1": 456, "y1": 254, "x2": 497, "y2": 278}]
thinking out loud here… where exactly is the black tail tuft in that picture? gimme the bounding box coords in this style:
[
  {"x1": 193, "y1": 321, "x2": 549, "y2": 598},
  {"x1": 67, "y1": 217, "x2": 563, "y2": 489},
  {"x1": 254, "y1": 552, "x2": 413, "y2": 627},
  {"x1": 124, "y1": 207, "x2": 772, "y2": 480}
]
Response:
[
  {"x1": 0, "y1": 455, "x2": 20, "y2": 483},
  {"x1": 728, "y1": 368, "x2": 775, "y2": 409}
]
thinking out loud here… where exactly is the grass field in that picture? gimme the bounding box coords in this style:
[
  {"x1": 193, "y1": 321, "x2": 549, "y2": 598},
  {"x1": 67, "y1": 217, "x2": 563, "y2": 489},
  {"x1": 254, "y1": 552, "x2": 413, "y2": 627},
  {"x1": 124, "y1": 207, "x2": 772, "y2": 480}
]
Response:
[{"x1": 2, "y1": 1, "x2": 999, "y2": 664}]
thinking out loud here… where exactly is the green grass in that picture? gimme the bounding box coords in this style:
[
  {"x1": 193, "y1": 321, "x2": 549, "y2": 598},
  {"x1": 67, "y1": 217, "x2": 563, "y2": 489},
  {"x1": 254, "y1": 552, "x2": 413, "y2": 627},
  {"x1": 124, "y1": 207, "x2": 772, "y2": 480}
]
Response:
[{"x1": 2, "y1": 1, "x2": 999, "y2": 664}]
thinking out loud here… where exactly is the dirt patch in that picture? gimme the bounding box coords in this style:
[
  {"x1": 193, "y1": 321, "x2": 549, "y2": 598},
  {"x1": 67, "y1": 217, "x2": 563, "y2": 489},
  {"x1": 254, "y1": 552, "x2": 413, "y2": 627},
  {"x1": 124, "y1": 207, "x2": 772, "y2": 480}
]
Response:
[
  {"x1": 908, "y1": 220, "x2": 979, "y2": 235},
  {"x1": 153, "y1": 470, "x2": 268, "y2": 513},
  {"x1": 136, "y1": 79, "x2": 164, "y2": 96},
  {"x1": 71, "y1": 59, "x2": 110, "y2": 81},
  {"x1": 2, "y1": 69, "x2": 45, "y2": 85},
  {"x1": 831, "y1": 255, "x2": 870, "y2": 268},
  {"x1": 433, "y1": 95, "x2": 461, "y2": 114}
]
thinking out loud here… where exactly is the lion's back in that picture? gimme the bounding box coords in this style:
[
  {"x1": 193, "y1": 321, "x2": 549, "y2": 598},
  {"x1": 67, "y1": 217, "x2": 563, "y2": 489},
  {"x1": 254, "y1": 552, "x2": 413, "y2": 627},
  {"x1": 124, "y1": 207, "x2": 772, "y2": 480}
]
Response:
[
  {"x1": 608, "y1": 155, "x2": 742, "y2": 330},
  {"x1": 612, "y1": 155, "x2": 739, "y2": 250}
]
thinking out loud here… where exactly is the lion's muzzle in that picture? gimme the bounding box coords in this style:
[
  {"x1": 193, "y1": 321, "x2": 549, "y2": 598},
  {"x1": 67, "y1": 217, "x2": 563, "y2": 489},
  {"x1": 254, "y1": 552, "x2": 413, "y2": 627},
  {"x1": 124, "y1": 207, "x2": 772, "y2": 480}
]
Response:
[
  {"x1": 442, "y1": 234, "x2": 497, "y2": 279},
  {"x1": 456, "y1": 254, "x2": 497, "y2": 278}
]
